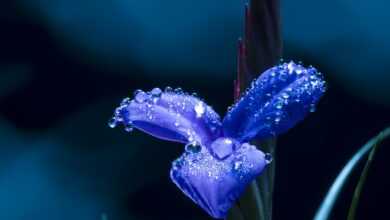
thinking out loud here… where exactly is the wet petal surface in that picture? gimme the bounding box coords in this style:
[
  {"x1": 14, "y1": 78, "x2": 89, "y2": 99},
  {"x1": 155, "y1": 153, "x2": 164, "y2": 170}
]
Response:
[
  {"x1": 223, "y1": 61, "x2": 326, "y2": 142},
  {"x1": 170, "y1": 143, "x2": 268, "y2": 219},
  {"x1": 109, "y1": 88, "x2": 222, "y2": 146}
]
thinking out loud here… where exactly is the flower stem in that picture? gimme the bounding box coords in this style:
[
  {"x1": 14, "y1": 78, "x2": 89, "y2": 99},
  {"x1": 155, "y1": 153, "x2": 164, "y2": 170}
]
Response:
[{"x1": 228, "y1": 1, "x2": 282, "y2": 220}]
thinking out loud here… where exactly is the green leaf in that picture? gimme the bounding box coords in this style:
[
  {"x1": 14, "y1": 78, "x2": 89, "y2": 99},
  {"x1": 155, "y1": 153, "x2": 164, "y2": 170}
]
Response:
[
  {"x1": 347, "y1": 127, "x2": 389, "y2": 220},
  {"x1": 313, "y1": 127, "x2": 390, "y2": 220}
]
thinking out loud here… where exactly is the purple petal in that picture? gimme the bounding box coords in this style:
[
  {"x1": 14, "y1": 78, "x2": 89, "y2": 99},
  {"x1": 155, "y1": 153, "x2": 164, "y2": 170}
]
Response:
[
  {"x1": 170, "y1": 142, "x2": 268, "y2": 219},
  {"x1": 223, "y1": 61, "x2": 326, "y2": 142},
  {"x1": 110, "y1": 88, "x2": 222, "y2": 146}
]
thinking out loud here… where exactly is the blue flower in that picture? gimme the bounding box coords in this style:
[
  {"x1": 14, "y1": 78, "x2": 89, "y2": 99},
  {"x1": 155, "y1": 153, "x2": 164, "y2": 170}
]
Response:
[{"x1": 109, "y1": 61, "x2": 326, "y2": 219}]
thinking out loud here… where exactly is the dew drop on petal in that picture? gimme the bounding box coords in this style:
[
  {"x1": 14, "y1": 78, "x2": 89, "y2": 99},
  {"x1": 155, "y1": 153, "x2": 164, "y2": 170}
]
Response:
[
  {"x1": 120, "y1": 97, "x2": 130, "y2": 106},
  {"x1": 282, "y1": 92, "x2": 289, "y2": 99},
  {"x1": 174, "y1": 87, "x2": 183, "y2": 94},
  {"x1": 164, "y1": 86, "x2": 173, "y2": 93},
  {"x1": 264, "y1": 153, "x2": 273, "y2": 164},
  {"x1": 124, "y1": 125, "x2": 134, "y2": 132},
  {"x1": 287, "y1": 61, "x2": 295, "y2": 73},
  {"x1": 194, "y1": 102, "x2": 205, "y2": 118},
  {"x1": 150, "y1": 87, "x2": 162, "y2": 97},
  {"x1": 108, "y1": 118, "x2": 117, "y2": 128},
  {"x1": 233, "y1": 161, "x2": 243, "y2": 170},
  {"x1": 185, "y1": 142, "x2": 202, "y2": 154},
  {"x1": 134, "y1": 90, "x2": 148, "y2": 103}
]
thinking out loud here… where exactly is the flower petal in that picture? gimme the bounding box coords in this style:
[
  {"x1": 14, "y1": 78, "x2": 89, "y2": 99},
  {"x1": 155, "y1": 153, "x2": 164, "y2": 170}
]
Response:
[
  {"x1": 170, "y1": 142, "x2": 268, "y2": 219},
  {"x1": 223, "y1": 61, "x2": 326, "y2": 142},
  {"x1": 110, "y1": 88, "x2": 222, "y2": 146}
]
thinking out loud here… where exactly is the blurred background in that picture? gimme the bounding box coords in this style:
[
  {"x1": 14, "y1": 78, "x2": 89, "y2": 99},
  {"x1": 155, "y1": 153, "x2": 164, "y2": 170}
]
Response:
[{"x1": 0, "y1": 0, "x2": 389, "y2": 219}]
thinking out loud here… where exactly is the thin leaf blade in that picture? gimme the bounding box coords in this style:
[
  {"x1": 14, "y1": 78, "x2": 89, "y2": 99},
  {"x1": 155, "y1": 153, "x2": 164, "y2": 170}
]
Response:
[
  {"x1": 347, "y1": 128, "x2": 389, "y2": 220},
  {"x1": 313, "y1": 127, "x2": 390, "y2": 220}
]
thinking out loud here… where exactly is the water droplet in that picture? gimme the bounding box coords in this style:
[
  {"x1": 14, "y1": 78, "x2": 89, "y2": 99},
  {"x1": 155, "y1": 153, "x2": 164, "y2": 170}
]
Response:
[
  {"x1": 233, "y1": 161, "x2": 242, "y2": 170},
  {"x1": 134, "y1": 89, "x2": 142, "y2": 96},
  {"x1": 287, "y1": 61, "x2": 295, "y2": 73},
  {"x1": 279, "y1": 72, "x2": 288, "y2": 81},
  {"x1": 275, "y1": 102, "x2": 283, "y2": 109},
  {"x1": 194, "y1": 102, "x2": 205, "y2": 118},
  {"x1": 274, "y1": 117, "x2": 281, "y2": 124},
  {"x1": 164, "y1": 86, "x2": 173, "y2": 93},
  {"x1": 295, "y1": 66, "x2": 304, "y2": 74},
  {"x1": 172, "y1": 158, "x2": 184, "y2": 169},
  {"x1": 185, "y1": 142, "x2": 202, "y2": 154},
  {"x1": 174, "y1": 121, "x2": 180, "y2": 127},
  {"x1": 124, "y1": 124, "x2": 134, "y2": 132},
  {"x1": 108, "y1": 118, "x2": 117, "y2": 128},
  {"x1": 120, "y1": 97, "x2": 130, "y2": 106},
  {"x1": 264, "y1": 153, "x2": 273, "y2": 164},
  {"x1": 174, "y1": 87, "x2": 183, "y2": 93},
  {"x1": 150, "y1": 87, "x2": 162, "y2": 97},
  {"x1": 134, "y1": 90, "x2": 148, "y2": 103},
  {"x1": 282, "y1": 92, "x2": 289, "y2": 99}
]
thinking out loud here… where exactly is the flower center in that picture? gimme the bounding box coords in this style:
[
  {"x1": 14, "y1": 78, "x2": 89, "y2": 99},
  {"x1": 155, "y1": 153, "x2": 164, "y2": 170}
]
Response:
[{"x1": 209, "y1": 137, "x2": 237, "y2": 160}]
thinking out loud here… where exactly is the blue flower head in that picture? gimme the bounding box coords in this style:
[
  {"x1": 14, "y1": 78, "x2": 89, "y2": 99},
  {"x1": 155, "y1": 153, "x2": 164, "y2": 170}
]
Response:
[{"x1": 109, "y1": 61, "x2": 326, "y2": 219}]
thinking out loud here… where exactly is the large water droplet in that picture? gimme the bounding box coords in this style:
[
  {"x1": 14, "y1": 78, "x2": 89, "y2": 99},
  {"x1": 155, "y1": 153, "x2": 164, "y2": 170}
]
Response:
[
  {"x1": 264, "y1": 153, "x2": 273, "y2": 164},
  {"x1": 134, "y1": 90, "x2": 148, "y2": 103},
  {"x1": 185, "y1": 142, "x2": 202, "y2": 154},
  {"x1": 174, "y1": 87, "x2": 183, "y2": 94},
  {"x1": 108, "y1": 118, "x2": 117, "y2": 128},
  {"x1": 151, "y1": 87, "x2": 162, "y2": 97},
  {"x1": 282, "y1": 92, "x2": 289, "y2": 99},
  {"x1": 164, "y1": 86, "x2": 173, "y2": 93},
  {"x1": 194, "y1": 102, "x2": 205, "y2": 118}
]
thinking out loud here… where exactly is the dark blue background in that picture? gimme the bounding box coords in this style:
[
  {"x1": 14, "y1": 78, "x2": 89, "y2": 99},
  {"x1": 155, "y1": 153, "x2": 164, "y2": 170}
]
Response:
[{"x1": 0, "y1": 0, "x2": 389, "y2": 219}]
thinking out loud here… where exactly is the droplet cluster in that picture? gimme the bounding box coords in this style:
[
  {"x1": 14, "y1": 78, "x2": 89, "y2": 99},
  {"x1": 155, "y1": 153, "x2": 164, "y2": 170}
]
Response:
[
  {"x1": 108, "y1": 87, "x2": 222, "y2": 145},
  {"x1": 108, "y1": 87, "x2": 163, "y2": 131},
  {"x1": 223, "y1": 61, "x2": 326, "y2": 141},
  {"x1": 171, "y1": 141, "x2": 267, "y2": 182}
]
